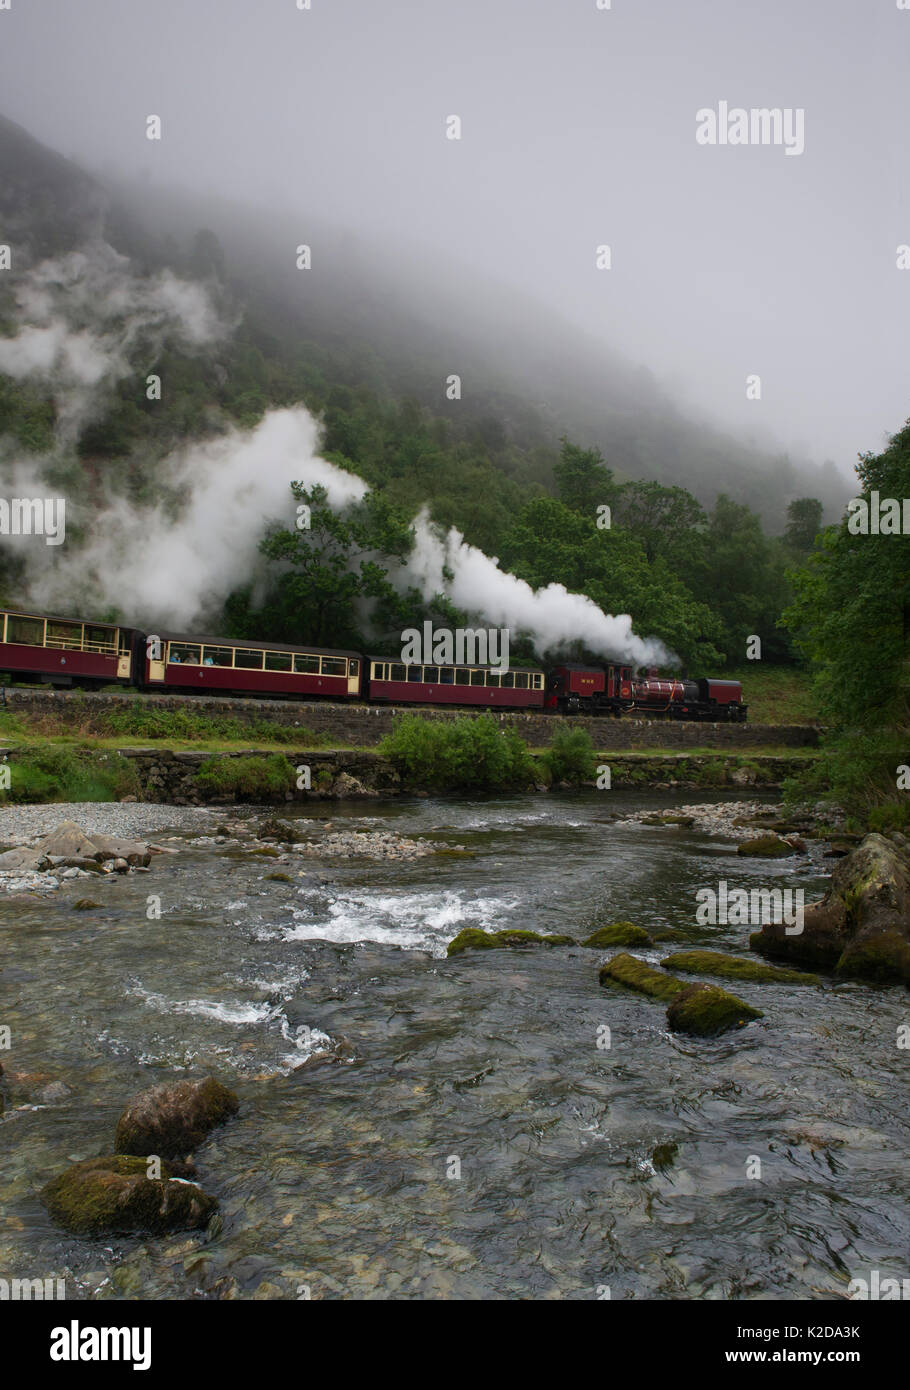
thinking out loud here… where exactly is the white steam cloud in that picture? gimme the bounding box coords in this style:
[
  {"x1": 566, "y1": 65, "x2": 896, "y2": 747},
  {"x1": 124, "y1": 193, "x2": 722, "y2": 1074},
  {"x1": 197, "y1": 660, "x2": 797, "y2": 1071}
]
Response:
[
  {"x1": 404, "y1": 507, "x2": 669, "y2": 667},
  {"x1": 1, "y1": 242, "x2": 666, "y2": 664},
  {"x1": 27, "y1": 408, "x2": 367, "y2": 628}
]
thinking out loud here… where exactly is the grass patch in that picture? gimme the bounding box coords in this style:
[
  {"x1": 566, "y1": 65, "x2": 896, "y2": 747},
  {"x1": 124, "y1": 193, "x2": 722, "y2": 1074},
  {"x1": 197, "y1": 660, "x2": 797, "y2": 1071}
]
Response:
[
  {"x1": 194, "y1": 753, "x2": 297, "y2": 800},
  {"x1": 0, "y1": 743, "x2": 142, "y2": 804},
  {"x1": 0, "y1": 702, "x2": 335, "y2": 754},
  {"x1": 719, "y1": 665, "x2": 819, "y2": 725}
]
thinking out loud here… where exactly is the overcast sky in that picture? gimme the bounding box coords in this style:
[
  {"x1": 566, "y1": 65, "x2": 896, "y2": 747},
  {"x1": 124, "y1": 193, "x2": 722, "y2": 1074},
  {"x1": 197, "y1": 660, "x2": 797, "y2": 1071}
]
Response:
[{"x1": 1, "y1": 0, "x2": 907, "y2": 475}]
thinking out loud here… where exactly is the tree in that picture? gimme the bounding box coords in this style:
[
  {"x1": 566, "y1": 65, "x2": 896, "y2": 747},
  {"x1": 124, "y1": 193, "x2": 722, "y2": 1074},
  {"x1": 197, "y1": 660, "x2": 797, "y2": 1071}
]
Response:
[
  {"x1": 500, "y1": 495, "x2": 723, "y2": 670},
  {"x1": 782, "y1": 419, "x2": 910, "y2": 820},
  {"x1": 250, "y1": 482, "x2": 413, "y2": 648},
  {"x1": 553, "y1": 439, "x2": 618, "y2": 517},
  {"x1": 784, "y1": 497, "x2": 823, "y2": 555}
]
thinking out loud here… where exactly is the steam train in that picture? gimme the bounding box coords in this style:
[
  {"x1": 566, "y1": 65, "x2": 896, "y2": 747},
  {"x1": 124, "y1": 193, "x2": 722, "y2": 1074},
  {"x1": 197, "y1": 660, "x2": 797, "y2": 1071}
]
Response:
[{"x1": 0, "y1": 605, "x2": 747, "y2": 721}]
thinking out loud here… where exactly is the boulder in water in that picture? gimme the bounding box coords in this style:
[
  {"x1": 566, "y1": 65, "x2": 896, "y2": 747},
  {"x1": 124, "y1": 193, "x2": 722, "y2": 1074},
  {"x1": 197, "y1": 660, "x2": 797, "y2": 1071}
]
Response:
[
  {"x1": 598, "y1": 953, "x2": 684, "y2": 1000},
  {"x1": 666, "y1": 982, "x2": 763, "y2": 1036},
  {"x1": 751, "y1": 832, "x2": 910, "y2": 982},
  {"x1": 447, "y1": 928, "x2": 575, "y2": 956},
  {"x1": 115, "y1": 1076, "x2": 239, "y2": 1159},
  {"x1": 582, "y1": 922, "x2": 651, "y2": 948},
  {"x1": 42, "y1": 1155, "x2": 217, "y2": 1236}
]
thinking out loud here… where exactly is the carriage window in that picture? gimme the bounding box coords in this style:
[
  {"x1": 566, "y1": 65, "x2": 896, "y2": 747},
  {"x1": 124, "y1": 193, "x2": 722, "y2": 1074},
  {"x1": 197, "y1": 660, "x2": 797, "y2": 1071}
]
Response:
[
  {"x1": 169, "y1": 644, "x2": 201, "y2": 665},
  {"x1": 295, "y1": 654, "x2": 320, "y2": 674},
  {"x1": 501, "y1": 672, "x2": 515, "y2": 688},
  {"x1": 470, "y1": 669, "x2": 485, "y2": 686},
  {"x1": 423, "y1": 666, "x2": 438, "y2": 683},
  {"x1": 349, "y1": 660, "x2": 360, "y2": 678},
  {"x1": 7, "y1": 616, "x2": 45, "y2": 646},
  {"x1": 85, "y1": 625, "x2": 116, "y2": 651},
  {"x1": 371, "y1": 662, "x2": 385, "y2": 680},
  {"x1": 203, "y1": 646, "x2": 234, "y2": 667},
  {"x1": 532, "y1": 674, "x2": 543, "y2": 690},
  {"x1": 440, "y1": 667, "x2": 454, "y2": 684},
  {"x1": 486, "y1": 671, "x2": 501, "y2": 687},
  {"x1": 46, "y1": 620, "x2": 82, "y2": 648},
  {"x1": 454, "y1": 669, "x2": 470, "y2": 685},
  {"x1": 407, "y1": 666, "x2": 423, "y2": 682},
  {"x1": 390, "y1": 664, "x2": 406, "y2": 681},
  {"x1": 321, "y1": 657, "x2": 347, "y2": 677},
  {"x1": 514, "y1": 672, "x2": 529, "y2": 689},
  {"x1": 265, "y1": 651, "x2": 293, "y2": 672},
  {"x1": 234, "y1": 649, "x2": 264, "y2": 670}
]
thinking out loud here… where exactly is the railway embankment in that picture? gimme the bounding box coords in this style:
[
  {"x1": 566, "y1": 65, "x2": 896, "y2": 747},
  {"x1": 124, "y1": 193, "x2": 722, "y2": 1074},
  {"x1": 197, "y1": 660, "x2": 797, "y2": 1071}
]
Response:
[
  {"x1": 0, "y1": 686, "x2": 820, "y2": 750},
  {"x1": 0, "y1": 745, "x2": 821, "y2": 804}
]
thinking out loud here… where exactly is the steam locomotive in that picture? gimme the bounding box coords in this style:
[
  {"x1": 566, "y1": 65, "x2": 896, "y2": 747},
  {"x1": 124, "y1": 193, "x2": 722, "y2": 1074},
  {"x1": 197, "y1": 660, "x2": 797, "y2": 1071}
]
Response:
[{"x1": 0, "y1": 605, "x2": 747, "y2": 722}]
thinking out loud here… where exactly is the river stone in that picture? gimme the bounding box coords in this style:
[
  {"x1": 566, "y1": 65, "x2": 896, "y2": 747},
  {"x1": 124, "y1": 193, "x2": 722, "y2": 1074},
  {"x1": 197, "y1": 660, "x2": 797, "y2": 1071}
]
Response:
[
  {"x1": 751, "y1": 832, "x2": 910, "y2": 983},
  {"x1": 257, "y1": 817, "x2": 304, "y2": 842},
  {"x1": 447, "y1": 928, "x2": 575, "y2": 956},
  {"x1": 598, "y1": 953, "x2": 685, "y2": 1000},
  {"x1": 660, "y1": 949, "x2": 819, "y2": 986},
  {"x1": 330, "y1": 772, "x2": 369, "y2": 798},
  {"x1": 88, "y1": 834, "x2": 152, "y2": 866},
  {"x1": 582, "y1": 922, "x2": 651, "y2": 948},
  {"x1": 0, "y1": 847, "x2": 49, "y2": 871},
  {"x1": 737, "y1": 835, "x2": 800, "y2": 858},
  {"x1": 666, "y1": 982, "x2": 763, "y2": 1036},
  {"x1": 41, "y1": 1155, "x2": 217, "y2": 1236},
  {"x1": 33, "y1": 821, "x2": 103, "y2": 860},
  {"x1": 115, "y1": 1077, "x2": 240, "y2": 1159}
]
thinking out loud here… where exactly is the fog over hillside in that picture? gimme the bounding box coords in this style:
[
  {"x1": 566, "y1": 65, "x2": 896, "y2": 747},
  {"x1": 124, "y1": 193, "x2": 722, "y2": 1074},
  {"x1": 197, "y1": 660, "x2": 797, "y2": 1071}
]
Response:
[{"x1": 0, "y1": 0, "x2": 906, "y2": 520}]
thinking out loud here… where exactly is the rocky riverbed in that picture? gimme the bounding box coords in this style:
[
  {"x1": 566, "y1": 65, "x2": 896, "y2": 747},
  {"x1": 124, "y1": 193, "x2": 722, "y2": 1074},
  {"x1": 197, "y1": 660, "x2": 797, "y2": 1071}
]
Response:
[{"x1": 3, "y1": 787, "x2": 908, "y2": 1300}]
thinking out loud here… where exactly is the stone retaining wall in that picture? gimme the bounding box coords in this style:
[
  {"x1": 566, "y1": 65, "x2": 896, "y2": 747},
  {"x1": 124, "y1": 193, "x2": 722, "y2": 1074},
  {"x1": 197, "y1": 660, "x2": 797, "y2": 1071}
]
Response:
[
  {"x1": 1, "y1": 745, "x2": 816, "y2": 804},
  {"x1": 0, "y1": 687, "x2": 820, "y2": 750}
]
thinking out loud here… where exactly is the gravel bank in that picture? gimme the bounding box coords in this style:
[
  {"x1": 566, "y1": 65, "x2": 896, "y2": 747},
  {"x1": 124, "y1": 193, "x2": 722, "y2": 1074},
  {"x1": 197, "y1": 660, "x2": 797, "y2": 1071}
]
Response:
[{"x1": 0, "y1": 802, "x2": 220, "y2": 846}]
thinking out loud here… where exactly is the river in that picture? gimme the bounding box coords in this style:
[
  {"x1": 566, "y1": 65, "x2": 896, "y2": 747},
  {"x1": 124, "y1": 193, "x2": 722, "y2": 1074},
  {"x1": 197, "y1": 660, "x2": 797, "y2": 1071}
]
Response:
[{"x1": 2, "y1": 789, "x2": 908, "y2": 1300}]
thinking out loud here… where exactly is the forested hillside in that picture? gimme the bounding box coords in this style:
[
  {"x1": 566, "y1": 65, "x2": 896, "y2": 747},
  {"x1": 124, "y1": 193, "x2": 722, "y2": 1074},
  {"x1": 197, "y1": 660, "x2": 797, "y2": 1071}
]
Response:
[{"x1": 0, "y1": 111, "x2": 854, "y2": 676}]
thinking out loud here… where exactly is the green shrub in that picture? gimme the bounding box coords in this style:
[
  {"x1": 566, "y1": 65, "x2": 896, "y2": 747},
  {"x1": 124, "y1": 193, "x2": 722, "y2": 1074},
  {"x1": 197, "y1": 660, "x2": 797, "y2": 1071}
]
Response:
[
  {"x1": 539, "y1": 726, "x2": 597, "y2": 785},
  {"x1": 0, "y1": 744, "x2": 142, "y2": 803},
  {"x1": 194, "y1": 753, "x2": 296, "y2": 800},
  {"x1": 101, "y1": 700, "x2": 322, "y2": 746},
  {"x1": 783, "y1": 727, "x2": 909, "y2": 829},
  {"x1": 867, "y1": 802, "x2": 909, "y2": 833},
  {"x1": 378, "y1": 714, "x2": 535, "y2": 792}
]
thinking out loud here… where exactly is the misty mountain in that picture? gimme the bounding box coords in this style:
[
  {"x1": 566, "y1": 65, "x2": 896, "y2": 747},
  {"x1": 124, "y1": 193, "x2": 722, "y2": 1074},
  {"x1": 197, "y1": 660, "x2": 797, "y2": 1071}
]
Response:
[{"x1": 0, "y1": 112, "x2": 847, "y2": 532}]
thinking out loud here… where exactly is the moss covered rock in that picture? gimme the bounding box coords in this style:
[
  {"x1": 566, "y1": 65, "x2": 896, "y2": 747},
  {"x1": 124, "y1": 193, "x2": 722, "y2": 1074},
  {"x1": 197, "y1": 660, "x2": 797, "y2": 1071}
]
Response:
[
  {"x1": 752, "y1": 833, "x2": 910, "y2": 983},
  {"x1": 447, "y1": 928, "x2": 575, "y2": 956},
  {"x1": 661, "y1": 950, "x2": 818, "y2": 985},
  {"x1": 41, "y1": 1155, "x2": 217, "y2": 1236},
  {"x1": 642, "y1": 814, "x2": 696, "y2": 827},
  {"x1": 115, "y1": 1077, "x2": 239, "y2": 1159},
  {"x1": 666, "y1": 982, "x2": 763, "y2": 1036},
  {"x1": 598, "y1": 953, "x2": 685, "y2": 1000},
  {"x1": 737, "y1": 835, "x2": 799, "y2": 858},
  {"x1": 582, "y1": 922, "x2": 651, "y2": 948}
]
